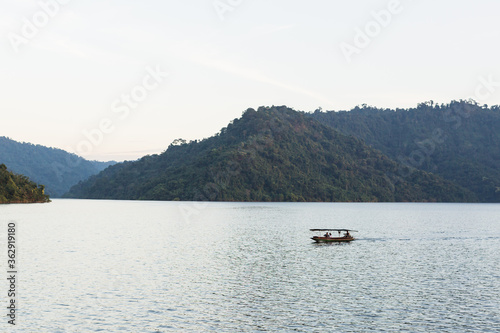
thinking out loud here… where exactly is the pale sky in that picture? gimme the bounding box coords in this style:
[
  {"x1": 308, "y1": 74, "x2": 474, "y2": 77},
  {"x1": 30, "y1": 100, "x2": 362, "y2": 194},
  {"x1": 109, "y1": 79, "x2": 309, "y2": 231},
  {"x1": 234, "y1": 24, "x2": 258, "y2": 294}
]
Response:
[{"x1": 1, "y1": 0, "x2": 499, "y2": 161}]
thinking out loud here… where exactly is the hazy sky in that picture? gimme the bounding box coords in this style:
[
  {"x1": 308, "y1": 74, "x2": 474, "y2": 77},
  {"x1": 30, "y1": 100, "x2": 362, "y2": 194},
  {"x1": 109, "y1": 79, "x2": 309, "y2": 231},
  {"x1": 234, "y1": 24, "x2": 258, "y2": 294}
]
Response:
[{"x1": 1, "y1": 0, "x2": 499, "y2": 161}]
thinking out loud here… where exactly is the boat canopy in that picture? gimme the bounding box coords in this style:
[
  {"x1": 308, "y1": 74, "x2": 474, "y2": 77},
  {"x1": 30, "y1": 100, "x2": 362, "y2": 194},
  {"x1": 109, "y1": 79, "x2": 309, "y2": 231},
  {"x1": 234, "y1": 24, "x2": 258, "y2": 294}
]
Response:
[{"x1": 310, "y1": 229, "x2": 358, "y2": 232}]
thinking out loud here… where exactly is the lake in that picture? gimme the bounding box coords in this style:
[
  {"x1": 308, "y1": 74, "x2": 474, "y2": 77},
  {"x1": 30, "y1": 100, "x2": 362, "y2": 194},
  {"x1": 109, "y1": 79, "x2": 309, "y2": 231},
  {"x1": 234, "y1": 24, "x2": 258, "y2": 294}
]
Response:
[{"x1": 1, "y1": 200, "x2": 499, "y2": 332}]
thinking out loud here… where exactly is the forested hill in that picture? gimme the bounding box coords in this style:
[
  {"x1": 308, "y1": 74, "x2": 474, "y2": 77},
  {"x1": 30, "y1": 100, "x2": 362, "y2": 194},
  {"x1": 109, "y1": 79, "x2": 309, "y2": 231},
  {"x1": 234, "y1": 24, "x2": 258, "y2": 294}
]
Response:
[
  {"x1": 0, "y1": 137, "x2": 115, "y2": 197},
  {"x1": 66, "y1": 106, "x2": 475, "y2": 202},
  {"x1": 0, "y1": 164, "x2": 50, "y2": 204},
  {"x1": 310, "y1": 101, "x2": 500, "y2": 202}
]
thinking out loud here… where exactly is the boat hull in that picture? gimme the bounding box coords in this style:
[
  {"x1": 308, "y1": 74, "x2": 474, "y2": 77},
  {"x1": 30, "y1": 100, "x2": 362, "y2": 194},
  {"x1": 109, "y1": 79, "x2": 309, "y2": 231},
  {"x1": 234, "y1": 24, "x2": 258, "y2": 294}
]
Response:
[{"x1": 311, "y1": 236, "x2": 354, "y2": 243}]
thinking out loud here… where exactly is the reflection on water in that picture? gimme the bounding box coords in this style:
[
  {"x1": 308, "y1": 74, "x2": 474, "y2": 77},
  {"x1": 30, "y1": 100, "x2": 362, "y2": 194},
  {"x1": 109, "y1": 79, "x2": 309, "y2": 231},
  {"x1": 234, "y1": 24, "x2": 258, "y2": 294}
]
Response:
[{"x1": 1, "y1": 200, "x2": 499, "y2": 332}]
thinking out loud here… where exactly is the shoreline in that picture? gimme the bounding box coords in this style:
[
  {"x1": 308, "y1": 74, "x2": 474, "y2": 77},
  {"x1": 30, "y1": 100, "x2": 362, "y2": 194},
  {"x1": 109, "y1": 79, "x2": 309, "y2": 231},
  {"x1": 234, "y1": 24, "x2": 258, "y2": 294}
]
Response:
[{"x1": 0, "y1": 200, "x2": 51, "y2": 205}]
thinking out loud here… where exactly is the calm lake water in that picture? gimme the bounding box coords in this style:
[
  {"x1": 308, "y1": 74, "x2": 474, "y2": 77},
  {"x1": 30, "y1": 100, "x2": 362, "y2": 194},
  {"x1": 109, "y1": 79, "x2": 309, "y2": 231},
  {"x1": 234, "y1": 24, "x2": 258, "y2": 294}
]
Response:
[{"x1": 1, "y1": 200, "x2": 499, "y2": 332}]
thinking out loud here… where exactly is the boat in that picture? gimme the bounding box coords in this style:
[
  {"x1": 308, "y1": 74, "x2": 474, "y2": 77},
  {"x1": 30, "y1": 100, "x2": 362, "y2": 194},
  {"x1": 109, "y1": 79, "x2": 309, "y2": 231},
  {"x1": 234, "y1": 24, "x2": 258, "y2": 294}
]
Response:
[{"x1": 310, "y1": 229, "x2": 358, "y2": 243}]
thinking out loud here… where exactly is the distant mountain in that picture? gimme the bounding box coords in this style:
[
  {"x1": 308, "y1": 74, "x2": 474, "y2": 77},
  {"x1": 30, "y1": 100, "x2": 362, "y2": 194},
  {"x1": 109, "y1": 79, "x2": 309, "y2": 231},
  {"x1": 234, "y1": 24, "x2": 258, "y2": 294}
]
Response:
[
  {"x1": 0, "y1": 164, "x2": 50, "y2": 204},
  {"x1": 0, "y1": 137, "x2": 115, "y2": 197},
  {"x1": 66, "y1": 106, "x2": 475, "y2": 202},
  {"x1": 310, "y1": 100, "x2": 500, "y2": 202}
]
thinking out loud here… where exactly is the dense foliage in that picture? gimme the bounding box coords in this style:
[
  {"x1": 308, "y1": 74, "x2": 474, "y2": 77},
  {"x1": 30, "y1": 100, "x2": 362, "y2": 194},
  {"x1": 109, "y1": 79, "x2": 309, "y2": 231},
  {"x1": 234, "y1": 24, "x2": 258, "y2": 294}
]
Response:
[
  {"x1": 0, "y1": 164, "x2": 50, "y2": 203},
  {"x1": 310, "y1": 101, "x2": 500, "y2": 202},
  {"x1": 66, "y1": 106, "x2": 475, "y2": 202},
  {"x1": 0, "y1": 137, "x2": 115, "y2": 197}
]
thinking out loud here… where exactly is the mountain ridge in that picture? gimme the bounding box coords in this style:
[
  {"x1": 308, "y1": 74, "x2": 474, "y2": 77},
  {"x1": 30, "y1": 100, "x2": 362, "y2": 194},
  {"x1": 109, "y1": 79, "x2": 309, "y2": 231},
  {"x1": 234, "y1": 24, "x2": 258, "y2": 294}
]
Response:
[
  {"x1": 65, "y1": 106, "x2": 476, "y2": 202},
  {"x1": 310, "y1": 100, "x2": 500, "y2": 202},
  {"x1": 0, "y1": 136, "x2": 115, "y2": 197}
]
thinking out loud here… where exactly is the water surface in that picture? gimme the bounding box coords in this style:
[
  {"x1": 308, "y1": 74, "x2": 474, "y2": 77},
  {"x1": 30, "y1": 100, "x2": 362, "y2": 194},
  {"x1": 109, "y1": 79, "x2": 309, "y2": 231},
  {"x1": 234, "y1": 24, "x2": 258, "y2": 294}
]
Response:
[{"x1": 1, "y1": 200, "x2": 499, "y2": 332}]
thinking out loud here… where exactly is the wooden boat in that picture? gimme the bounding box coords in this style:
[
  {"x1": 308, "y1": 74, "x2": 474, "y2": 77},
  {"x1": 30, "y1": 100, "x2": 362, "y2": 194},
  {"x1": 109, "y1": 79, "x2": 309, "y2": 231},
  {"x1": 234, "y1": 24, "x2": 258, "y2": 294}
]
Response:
[{"x1": 310, "y1": 229, "x2": 358, "y2": 243}]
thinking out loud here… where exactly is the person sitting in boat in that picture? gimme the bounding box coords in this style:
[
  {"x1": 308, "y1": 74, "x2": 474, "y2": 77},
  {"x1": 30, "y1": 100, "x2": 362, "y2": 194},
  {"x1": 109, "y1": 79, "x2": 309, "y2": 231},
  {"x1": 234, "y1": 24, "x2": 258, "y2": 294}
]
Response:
[
  {"x1": 324, "y1": 232, "x2": 330, "y2": 238},
  {"x1": 344, "y1": 231, "x2": 350, "y2": 237}
]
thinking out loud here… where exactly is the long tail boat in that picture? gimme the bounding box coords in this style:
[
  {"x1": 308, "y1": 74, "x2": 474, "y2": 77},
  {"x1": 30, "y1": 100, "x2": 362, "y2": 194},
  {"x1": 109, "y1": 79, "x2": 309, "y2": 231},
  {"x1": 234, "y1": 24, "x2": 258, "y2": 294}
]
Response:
[{"x1": 310, "y1": 229, "x2": 358, "y2": 243}]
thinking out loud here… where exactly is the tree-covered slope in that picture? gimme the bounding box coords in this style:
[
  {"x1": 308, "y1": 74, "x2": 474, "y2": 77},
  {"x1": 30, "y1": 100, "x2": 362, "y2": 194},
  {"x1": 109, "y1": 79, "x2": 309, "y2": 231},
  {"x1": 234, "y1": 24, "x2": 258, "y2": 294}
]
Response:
[
  {"x1": 0, "y1": 164, "x2": 50, "y2": 203},
  {"x1": 66, "y1": 106, "x2": 475, "y2": 202},
  {"x1": 310, "y1": 101, "x2": 500, "y2": 202},
  {"x1": 0, "y1": 137, "x2": 115, "y2": 197}
]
